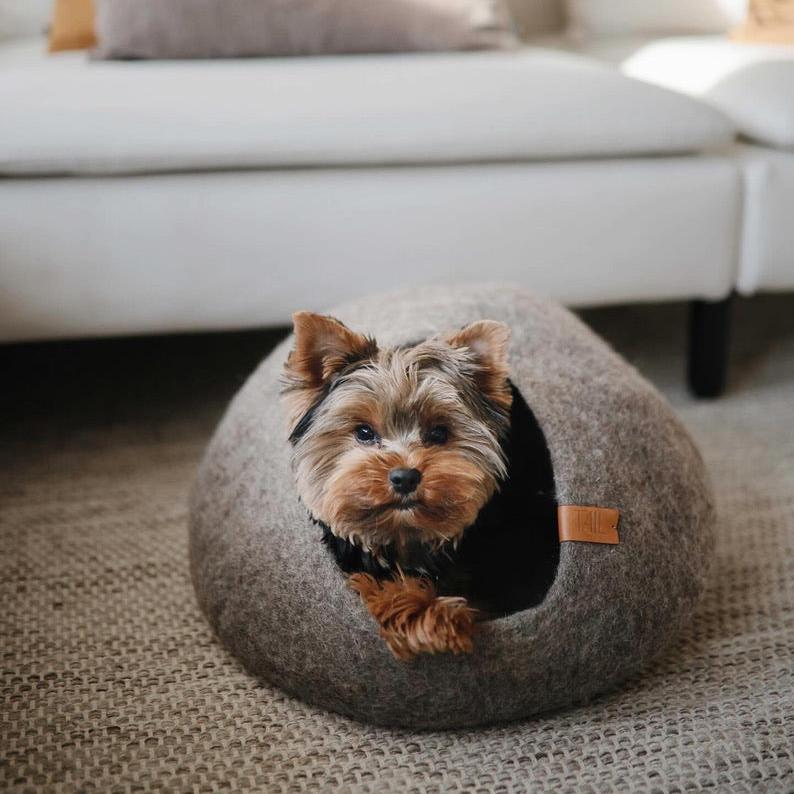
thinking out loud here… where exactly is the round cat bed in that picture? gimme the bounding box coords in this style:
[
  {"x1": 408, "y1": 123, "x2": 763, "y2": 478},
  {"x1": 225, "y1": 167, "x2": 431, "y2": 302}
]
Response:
[{"x1": 189, "y1": 285, "x2": 714, "y2": 729}]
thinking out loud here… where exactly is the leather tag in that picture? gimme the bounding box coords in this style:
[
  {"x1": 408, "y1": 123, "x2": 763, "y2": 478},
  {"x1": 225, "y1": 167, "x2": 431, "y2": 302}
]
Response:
[{"x1": 558, "y1": 505, "x2": 620, "y2": 545}]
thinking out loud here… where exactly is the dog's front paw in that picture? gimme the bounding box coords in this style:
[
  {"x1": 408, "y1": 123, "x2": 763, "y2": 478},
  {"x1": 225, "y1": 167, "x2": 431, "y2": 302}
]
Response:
[
  {"x1": 348, "y1": 573, "x2": 476, "y2": 661},
  {"x1": 385, "y1": 592, "x2": 476, "y2": 661}
]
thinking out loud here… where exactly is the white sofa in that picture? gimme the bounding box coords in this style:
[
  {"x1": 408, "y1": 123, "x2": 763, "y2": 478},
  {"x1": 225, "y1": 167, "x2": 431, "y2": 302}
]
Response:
[
  {"x1": 538, "y1": 22, "x2": 794, "y2": 301},
  {"x1": 0, "y1": 0, "x2": 792, "y2": 395}
]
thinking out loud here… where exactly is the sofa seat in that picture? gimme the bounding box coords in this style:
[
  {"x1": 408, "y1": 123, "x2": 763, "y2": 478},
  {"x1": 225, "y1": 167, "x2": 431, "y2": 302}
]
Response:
[
  {"x1": 531, "y1": 31, "x2": 794, "y2": 297},
  {"x1": 555, "y1": 34, "x2": 794, "y2": 150},
  {"x1": 0, "y1": 158, "x2": 741, "y2": 341},
  {"x1": 0, "y1": 37, "x2": 733, "y2": 176},
  {"x1": 734, "y1": 143, "x2": 794, "y2": 293}
]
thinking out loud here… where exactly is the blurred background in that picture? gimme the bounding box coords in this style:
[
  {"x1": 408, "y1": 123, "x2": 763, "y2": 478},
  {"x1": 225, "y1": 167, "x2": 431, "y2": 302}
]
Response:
[
  {"x1": 2, "y1": 0, "x2": 794, "y2": 390},
  {"x1": 2, "y1": 0, "x2": 793, "y2": 393},
  {"x1": 2, "y1": 0, "x2": 793, "y2": 791}
]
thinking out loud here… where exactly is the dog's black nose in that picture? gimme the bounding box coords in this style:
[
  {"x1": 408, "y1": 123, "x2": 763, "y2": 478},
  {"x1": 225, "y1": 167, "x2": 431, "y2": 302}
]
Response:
[{"x1": 389, "y1": 467, "x2": 421, "y2": 495}]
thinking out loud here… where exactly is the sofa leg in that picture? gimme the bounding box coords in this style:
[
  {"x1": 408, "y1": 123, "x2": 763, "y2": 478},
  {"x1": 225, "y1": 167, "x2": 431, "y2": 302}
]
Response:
[{"x1": 687, "y1": 295, "x2": 733, "y2": 398}]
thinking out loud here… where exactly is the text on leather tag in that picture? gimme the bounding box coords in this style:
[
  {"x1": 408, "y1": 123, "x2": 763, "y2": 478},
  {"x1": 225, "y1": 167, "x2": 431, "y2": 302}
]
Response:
[{"x1": 558, "y1": 505, "x2": 620, "y2": 545}]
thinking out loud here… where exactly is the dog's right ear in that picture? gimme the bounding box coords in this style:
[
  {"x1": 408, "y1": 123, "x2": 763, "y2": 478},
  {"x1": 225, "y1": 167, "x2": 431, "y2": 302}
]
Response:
[
  {"x1": 281, "y1": 312, "x2": 377, "y2": 429},
  {"x1": 286, "y1": 311, "x2": 377, "y2": 388}
]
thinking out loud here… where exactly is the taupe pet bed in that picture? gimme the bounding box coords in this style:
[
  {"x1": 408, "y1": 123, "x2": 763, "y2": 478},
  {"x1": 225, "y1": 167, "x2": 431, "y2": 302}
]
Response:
[{"x1": 189, "y1": 285, "x2": 714, "y2": 729}]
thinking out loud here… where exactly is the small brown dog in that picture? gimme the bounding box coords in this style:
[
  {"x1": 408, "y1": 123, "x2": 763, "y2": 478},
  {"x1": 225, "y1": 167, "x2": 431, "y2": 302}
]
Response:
[{"x1": 281, "y1": 311, "x2": 513, "y2": 659}]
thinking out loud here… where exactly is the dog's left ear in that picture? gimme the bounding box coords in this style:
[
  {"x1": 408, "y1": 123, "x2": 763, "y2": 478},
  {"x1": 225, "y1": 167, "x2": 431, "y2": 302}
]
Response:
[
  {"x1": 445, "y1": 320, "x2": 512, "y2": 410},
  {"x1": 282, "y1": 312, "x2": 377, "y2": 430}
]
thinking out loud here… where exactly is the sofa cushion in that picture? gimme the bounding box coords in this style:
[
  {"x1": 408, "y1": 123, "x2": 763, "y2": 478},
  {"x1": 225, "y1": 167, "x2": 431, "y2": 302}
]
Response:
[
  {"x1": 49, "y1": 0, "x2": 96, "y2": 53},
  {"x1": 505, "y1": 0, "x2": 564, "y2": 39},
  {"x1": 708, "y1": 60, "x2": 794, "y2": 149},
  {"x1": 565, "y1": 0, "x2": 747, "y2": 38},
  {"x1": 616, "y1": 37, "x2": 794, "y2": 149},
  {"x1": 93, "y1": 0, "x2": 518, "y2": 60},
  {"x1": 0, "y1": 39, "x2": 733, "y2": 176}
]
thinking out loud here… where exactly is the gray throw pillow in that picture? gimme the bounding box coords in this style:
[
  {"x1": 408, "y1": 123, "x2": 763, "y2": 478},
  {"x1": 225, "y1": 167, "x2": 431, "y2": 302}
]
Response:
[{"x1": 94, "y1": 0, "x2": 518, "y2": 59}]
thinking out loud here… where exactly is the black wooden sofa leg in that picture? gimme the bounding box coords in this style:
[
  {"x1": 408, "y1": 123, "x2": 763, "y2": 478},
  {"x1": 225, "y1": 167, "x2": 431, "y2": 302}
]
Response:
[{"x1": 687, "y1": 295, "x2": 733, "y2": 398}]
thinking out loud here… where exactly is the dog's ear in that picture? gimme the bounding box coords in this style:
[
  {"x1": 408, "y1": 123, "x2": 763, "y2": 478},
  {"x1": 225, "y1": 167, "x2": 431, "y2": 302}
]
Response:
[
  {"x1": 287, "y1": 312, "x2": 377, "y2": 387},
  {"x1": 445, "y1": 320, "x2": 512, "y2": 410},
  {"x1": 282, "y1": 312, "x2": 377, "y2": 428}
]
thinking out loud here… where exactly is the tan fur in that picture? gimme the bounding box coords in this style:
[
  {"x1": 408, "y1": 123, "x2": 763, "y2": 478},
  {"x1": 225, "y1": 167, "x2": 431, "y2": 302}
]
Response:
[
  {"x1": 348, "y1": 573, "x2": 476, "y2": 660},
  {"x1": 282, "y1": 312, "x2": 378, "y2": 430},
  {"x1": 323, "y1": 447, "x2": 493, "y2": 550},
  {"x1": 445, "y1": 320, "x2": 512, "y2": 410}
]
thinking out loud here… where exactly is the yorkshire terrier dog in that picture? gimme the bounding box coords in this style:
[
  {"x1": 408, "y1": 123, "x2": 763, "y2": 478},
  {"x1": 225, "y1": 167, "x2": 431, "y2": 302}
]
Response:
[{"x1": 281, "y1": 311, "x2": 557, "y2": 660}]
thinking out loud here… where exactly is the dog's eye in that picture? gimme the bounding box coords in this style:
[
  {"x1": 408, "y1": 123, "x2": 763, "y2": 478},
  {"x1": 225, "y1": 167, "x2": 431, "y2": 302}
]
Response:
[
  {"x1": 354, "y1": 424, "x2": 376, "y2": 443},
  {"x1": 427, "y1": 425, "x2": 448, "y2": 445}
]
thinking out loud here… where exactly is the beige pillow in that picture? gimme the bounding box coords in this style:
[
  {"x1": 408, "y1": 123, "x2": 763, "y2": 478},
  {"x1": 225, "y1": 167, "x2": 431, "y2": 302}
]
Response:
[
  {"x1": 94, "y1": 0, "x2": 518, "y2": 60},
  {"x1": 49, "y1": 0, "x2": 96, "y2": 52},
  {"x1": 732, "y1": 0, "x2": 794, "y2": 42},
  {"x1": 565, "y1": 0, "x2": 747, "y2": 38},
  {"x1": 505, "y1": 0, "x2": 563, "y2": 39}
]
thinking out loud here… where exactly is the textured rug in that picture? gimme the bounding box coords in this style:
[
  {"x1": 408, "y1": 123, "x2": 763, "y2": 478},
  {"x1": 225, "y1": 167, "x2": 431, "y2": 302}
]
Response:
[{"x1": 2, "y1": 296, "x2": 793, "y2": 792}]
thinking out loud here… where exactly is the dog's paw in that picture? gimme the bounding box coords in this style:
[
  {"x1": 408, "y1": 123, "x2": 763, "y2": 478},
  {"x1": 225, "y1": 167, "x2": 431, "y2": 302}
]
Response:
[
  {"x1": 348, "y1": 574, "x2": 476, "y2": 661},
  {"x1": 383, "y1": 593, "x2": 476, "y2": 661},
  {"x1": 347, "y1": 572, "x2": 384, "y2": 602}
]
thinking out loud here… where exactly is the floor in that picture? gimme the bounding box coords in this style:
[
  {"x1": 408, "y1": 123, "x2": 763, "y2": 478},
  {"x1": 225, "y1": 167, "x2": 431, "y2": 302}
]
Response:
[{"x1": 2, "y1": 295, "x2": 793, "y2": 792}]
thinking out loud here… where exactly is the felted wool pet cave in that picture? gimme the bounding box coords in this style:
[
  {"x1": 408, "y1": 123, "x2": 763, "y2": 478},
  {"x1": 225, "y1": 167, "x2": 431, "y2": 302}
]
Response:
[{"x1": 189, "y1": 285, "x2": 714, "y2": 729}]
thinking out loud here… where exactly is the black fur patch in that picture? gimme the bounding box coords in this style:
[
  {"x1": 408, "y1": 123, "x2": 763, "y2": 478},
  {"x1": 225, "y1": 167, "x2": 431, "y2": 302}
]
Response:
[{"x1": 318, "y1": 519, "x2": 455, "y2": 581}]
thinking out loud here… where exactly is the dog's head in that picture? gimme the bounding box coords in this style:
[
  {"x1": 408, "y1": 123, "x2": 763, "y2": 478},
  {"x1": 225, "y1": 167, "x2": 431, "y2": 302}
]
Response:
[{"x1": 281, "y1": 312, "x2": 512, "y2": 552}]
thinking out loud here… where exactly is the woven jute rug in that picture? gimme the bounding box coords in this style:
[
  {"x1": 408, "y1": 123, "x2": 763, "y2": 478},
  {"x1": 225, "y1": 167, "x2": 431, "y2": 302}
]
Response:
[{"x1": 2, "y1": 297, "x2": 793, "y2": 793}]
